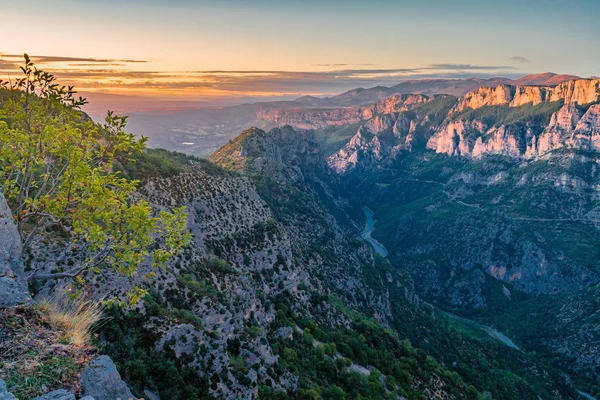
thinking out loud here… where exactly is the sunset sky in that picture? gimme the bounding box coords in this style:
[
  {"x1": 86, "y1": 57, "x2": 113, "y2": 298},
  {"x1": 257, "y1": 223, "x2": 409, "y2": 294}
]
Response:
[{"x1": 1, "y1": 0, "x2": 599, "y2": 102}]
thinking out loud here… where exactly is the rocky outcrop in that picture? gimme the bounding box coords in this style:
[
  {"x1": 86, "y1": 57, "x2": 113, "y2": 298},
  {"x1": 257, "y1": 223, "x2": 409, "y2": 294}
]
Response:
[
  {"x1": 31, "y1": 390, "x2": 76, "y2": 400},
  {"x1": 0, "y1": 193, "x2": 29, "y2": 307},
  {"x1": 210, "y1": 126, "x2": 324, "y2": 184},
  {"x1": 257, "y1": 94, "x2": 429, "y2": 131},
  {"x1": 0, "y1": 379, "x2": 17, "y2": 400},
  {"x1": 425, "y1": 120, "x2": 486, "y2": 157},
  {"x1": 427, "y1": 104, "x2": 600, "y2": 159},
  {"x1": 360, "y1": 94, "x2": 429, "y2": 120},
  {"x1": 456, "y1": 79, "x2": 600, "y2": 111},
  {"x1": 328, "y1": 113, "x2": 414, "y2": 173},
  {"x1": 0, "y1": 194, "x2": 21, "y2": 260},
  {"x1": 80, "y1": 356, "x2": 137, "y2": 400}
]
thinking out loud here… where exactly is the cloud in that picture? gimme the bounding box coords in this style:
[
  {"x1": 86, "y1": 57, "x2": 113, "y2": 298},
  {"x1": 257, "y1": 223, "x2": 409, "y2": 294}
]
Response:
[
  {"x1": 0, "y1": 56, "x2": 525, "y2": 97},
  {"x1": 427, "y1": 63, "x2": 516, "y2": 70},
  {"x1": 47, "y1": 69, "x2": 522, "y2": 94},
  {"x1": 311, "y1": 63, "x2": 378, "y2": 67},
  {"x1": 508, "y1": 56, "x2": 530, "y2": 64},
  {"x1": 312, "y1": 63, "x2": 349, "y2": 67},
  {"x1": 0, "y1": 60, "x2": 19, "y2": 70},
  {"x1": 67, "y1": 63, "x2": 128, "y2": 67},
  {"x1": 0, "y1": 53, "x2": 148, "y2": 64}
]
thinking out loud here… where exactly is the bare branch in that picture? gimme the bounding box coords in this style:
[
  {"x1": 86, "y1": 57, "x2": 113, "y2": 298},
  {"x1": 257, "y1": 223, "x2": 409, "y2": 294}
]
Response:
[{"x1": 28, "y1": 265, "x2": 86, "y2": 281}]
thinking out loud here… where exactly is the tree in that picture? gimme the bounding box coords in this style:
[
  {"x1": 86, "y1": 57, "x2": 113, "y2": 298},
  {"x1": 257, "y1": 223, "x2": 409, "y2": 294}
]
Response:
[
  {"x1": 322, "y1": 384, "x2": 346, "y2": 400},
  {"x1": 0, "y1": 54, "x2": 190, "y2": 286}
]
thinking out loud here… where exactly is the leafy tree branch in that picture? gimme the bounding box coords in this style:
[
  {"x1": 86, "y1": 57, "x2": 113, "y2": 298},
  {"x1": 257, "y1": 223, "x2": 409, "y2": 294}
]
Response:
[{"x1": 0, "y1": 54, "x2": 191, "y2": 284}]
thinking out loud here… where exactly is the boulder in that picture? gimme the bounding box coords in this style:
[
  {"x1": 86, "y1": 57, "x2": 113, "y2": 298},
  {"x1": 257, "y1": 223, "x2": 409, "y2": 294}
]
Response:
[
  {"x1": 0, "y1": 379, "x2": 17, "y2": 400},
  {"x1": 0, "y1": 193, "x2": 29, "y2": 307},
  {"x1": 0, "y1": 258, "x2": 29, "y2": 307},
  {"x1": 143, "y1": 389, "x2": 160, "y2": 400},
  {"x1": 0, "y1": 193, "x2": 21, "y2": 260},
  {"x1": 80, "y1": 356, "x2": 137, "y2": 400},
  {"x1": 31, "y1": 389, "x2": 75, "y2": 400}
]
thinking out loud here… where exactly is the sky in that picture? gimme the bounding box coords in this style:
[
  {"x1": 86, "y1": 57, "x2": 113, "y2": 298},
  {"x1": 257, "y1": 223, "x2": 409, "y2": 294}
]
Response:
[{"x1": 1, "y1": 0, "x2": 599, "y2": 103}]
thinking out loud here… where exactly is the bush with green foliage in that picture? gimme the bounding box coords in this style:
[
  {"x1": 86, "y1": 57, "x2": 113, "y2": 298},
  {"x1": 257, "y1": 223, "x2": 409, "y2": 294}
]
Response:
[{"x1": 0, "y1": 54, "x2": 190, "y2": 290}]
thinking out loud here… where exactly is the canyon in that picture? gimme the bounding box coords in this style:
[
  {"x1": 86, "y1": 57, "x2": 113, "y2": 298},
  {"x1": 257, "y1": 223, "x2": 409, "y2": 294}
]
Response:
[{"x1": 3, "y1": 73, "x2": 600, "y2": 399}]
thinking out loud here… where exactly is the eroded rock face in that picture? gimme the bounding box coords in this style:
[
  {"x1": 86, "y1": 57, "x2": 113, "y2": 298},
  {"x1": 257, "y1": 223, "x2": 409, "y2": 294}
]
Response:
[
  {"x1": 427, "y1": 104, "x2": 600, "y2": 159},
  {"x1": 0, "y1": 193, "x2": 21, "y2": 260},
  {"x1": 456, "y1": 79, "x2": 600, "y2": 111},
  {"x1": 80, "y1": 356, "x2": 137, "y2": 400},
  {"x1": 471, "y1": 125, "x2": 527, "y2": 159},
  {"x1": 0, "y1": 193, "x2": 29, "y2": 307},
  {"x1": 257, "y1": 94, "x2": 429, "y2": 131},
  {"x1": 329, "y1": 112, "x2": 415, "y2": 173},
  {"x1": 425, "y1": 120, "x2": 485, "y2": 157}
]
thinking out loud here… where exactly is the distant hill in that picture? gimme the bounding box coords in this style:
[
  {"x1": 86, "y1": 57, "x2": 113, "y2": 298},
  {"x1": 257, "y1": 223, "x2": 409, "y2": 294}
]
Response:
[
  {"x1": 122, "y1": 73, "x2": 587, "y2": 157},
  {"x1": 511, "y1": 72, "x2": 581, "y2": 86}
]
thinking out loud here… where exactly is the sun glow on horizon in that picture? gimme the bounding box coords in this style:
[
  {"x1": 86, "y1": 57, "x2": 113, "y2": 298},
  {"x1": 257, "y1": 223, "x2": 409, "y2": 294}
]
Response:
[{"x1": 1, "y1": 0, "x2": 598, "y2": 102}]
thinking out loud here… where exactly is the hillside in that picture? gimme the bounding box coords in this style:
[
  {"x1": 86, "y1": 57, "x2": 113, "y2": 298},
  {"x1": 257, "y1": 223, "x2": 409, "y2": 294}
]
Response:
[{"x1": 1, "y1": 135, "x2": 583, "y2": 399}]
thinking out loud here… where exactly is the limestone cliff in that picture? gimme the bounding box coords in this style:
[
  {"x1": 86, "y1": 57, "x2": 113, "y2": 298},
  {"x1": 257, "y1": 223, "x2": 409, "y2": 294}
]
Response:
[
  {"x1": 456, "y1": 79, "x2": 600, "y2": 111},
  {"x1": 427, "y1": 104, "x2": 600, "y2": 159},
  {"x1": 328, "y1": 113, "x2": 414, "y2": 173},
  {"x1": 257, "y1": 94, "x2": 429, "y2": 131}
]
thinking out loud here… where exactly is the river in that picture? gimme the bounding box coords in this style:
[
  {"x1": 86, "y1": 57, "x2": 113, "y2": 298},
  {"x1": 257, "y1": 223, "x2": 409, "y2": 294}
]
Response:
[
  {"x1": 483, "y1": 326, "x2": 519, "y2": 349},
  {"x1": 362, "y1": 207, "x2": 595, "y2": 398},
  {"x1": 361, "y1": 206, "x2": 388, "y2": 257}
]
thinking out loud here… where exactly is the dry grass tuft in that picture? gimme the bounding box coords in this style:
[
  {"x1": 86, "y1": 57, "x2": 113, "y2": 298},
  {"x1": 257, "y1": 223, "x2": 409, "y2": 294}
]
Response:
[
  {"x1": 0, "y1": 306, "x2": 96, "y2": 399},
  {"x1": 38, "y1": 297, "x2": 105, "y2": 346}
]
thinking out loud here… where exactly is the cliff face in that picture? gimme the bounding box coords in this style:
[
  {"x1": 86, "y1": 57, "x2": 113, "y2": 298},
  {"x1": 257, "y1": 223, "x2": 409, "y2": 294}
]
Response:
[
  {"x1": 0, "y1": 193, "x2": 29, "y2": 307},
  {"x1": 456, "y1": 79, "x2": 600, "y2": 111},
  {"x1": 328, "y1": 113, "x2": 414, "y2": 173},
  {"x1": 529, "y1": 104, "x2": 600, "y2": 156},
  {"x1": 209, "y1": 126, "x2": 324, "y2": 184},
  {"x1": 327, "y1": 95, "x2": 459, "y2": 174},
  {"x1": 426, "y1": 104, "x2": 600, "y2": 159},
  {"x1": 328, "y1": 80, "x2": 600, "y2": 175},
  {"x1": 326, "y1": 78, "x2": 600, "y2": 168},
  {"x1": 257, "y1": 94, "x2": 429, "y2": 131}
]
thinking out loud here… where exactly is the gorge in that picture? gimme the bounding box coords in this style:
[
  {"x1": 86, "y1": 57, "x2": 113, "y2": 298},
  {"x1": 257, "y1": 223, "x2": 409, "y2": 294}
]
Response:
[{"x1": 2, "y1": 69, "x2": 600, "y2": 399}]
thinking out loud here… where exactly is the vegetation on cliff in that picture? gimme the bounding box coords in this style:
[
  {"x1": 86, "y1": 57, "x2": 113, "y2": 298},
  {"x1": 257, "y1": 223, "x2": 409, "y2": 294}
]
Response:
[{"x1": 0, "y1": 55, "x2": 189, "y2": 291}]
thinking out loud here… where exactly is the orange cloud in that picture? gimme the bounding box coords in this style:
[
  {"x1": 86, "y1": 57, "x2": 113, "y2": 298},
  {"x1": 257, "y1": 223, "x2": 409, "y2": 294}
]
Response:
[{"x1": 1, "y1": 53, "x2": 524, "y2": 99}]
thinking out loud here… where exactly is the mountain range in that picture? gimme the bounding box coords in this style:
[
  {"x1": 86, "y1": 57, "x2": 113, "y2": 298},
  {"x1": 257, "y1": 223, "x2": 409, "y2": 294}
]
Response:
[
  {"x1": 3, "y1": 72, "x2": 600, "y2": 399},
  {"x1": 125, "y1": 73, "x2": 599, "y2": 398},
  {"x1": 121, "y1": 73, "x2": 588, "y2": 157},
  {"x1": 174, "y1": 73, "x2": 600, "y2": 397}
]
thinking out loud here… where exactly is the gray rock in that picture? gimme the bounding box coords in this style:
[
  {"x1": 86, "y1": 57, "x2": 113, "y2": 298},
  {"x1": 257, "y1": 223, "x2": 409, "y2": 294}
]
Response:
[
  {"x1": 31, "y1": 389, "x2": 75, "y2": 400},
  {"x1": 273, "y1": 326, "x2": 293, "y2": 340},
  {"x1": 0, "y1": 379, "x2": 17, "y2": 400},
  {"x1": 79, "y1": 397, "x2": 96, "y2": 400},
  {"x1": 0, "y1": 193, "x2": 22, "y2": 260},
  {"x1": 0, "y1": 259, "x2": 29, "y2": 307},
  {"x1": 143, "y1": 389, "x2": 160, "y2": 400},
  {"x1": 0, "y1": 391, "x2": 17, "y2": 400},
  {"x1": 80, "y1": 356, "x2": 137, "y2": 400},
  {"x1": 0, "y1": 193, "x2": 29, "y2": 307}
]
